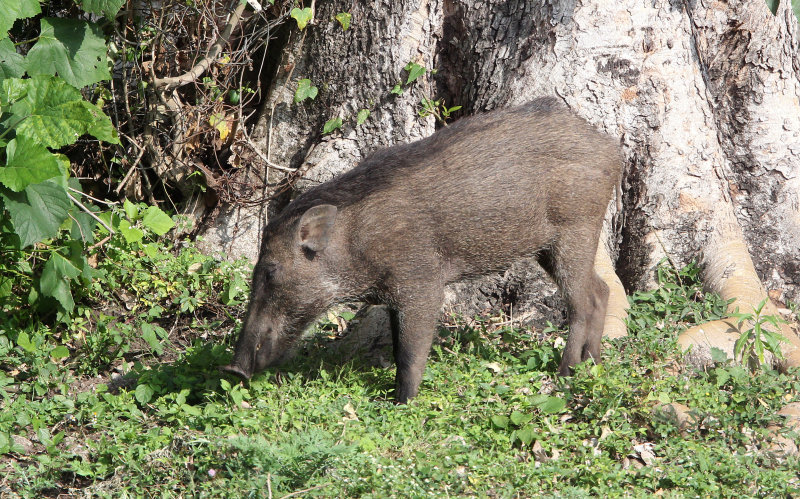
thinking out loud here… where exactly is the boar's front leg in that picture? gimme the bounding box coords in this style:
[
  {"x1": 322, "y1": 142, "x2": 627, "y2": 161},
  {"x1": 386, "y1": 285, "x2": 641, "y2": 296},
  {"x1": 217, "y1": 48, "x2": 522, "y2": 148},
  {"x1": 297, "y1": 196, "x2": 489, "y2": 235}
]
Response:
[{"x1": 387, "y1": 286, "x2": 444, "y2": 404}]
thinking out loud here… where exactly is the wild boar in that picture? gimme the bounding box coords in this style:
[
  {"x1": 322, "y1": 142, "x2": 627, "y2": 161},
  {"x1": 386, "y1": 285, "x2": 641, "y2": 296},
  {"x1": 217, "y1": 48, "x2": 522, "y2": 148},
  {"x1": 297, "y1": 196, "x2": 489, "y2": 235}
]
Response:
[{"x1": 222, "y1": 97, "x2": 622, "y2": 403}]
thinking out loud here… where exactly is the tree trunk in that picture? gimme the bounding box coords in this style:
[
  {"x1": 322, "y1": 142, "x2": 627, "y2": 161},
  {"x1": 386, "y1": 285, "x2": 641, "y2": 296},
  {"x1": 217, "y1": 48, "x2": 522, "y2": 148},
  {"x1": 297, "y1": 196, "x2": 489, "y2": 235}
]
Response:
[{"x1": 198, "y1": 0, "x2": 800, "y2": 367}]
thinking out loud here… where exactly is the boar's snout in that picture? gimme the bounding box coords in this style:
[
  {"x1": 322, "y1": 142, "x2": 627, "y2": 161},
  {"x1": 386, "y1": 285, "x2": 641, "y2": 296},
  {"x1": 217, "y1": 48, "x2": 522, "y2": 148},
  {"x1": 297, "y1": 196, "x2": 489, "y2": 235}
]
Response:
[
  {"x1": 221, "y1": 315, "x2": 284, "y2": 381},
  {"x1": 220, "y1": 362, "x2": 252, "y2": 380}
]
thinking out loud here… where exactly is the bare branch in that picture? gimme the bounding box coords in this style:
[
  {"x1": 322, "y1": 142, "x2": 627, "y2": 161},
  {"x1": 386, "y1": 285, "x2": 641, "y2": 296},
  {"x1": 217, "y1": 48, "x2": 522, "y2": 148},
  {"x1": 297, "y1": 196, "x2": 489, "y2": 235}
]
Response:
[
  {"x1": 153, "y1": 0, "x2": 248, "y2": 91},
  {"x1": 67, "y1": 192, "x2": 115, "y2": 234}
]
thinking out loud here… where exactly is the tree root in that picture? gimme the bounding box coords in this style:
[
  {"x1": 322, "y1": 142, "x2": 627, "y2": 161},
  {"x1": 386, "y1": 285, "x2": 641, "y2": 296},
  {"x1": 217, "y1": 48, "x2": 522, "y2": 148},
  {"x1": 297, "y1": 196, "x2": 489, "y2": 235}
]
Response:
[
  {"x1": 595, "y1": 233, "x2": 629, "y2": 339},
  {"x1": 678, "y1": 222, "x2": 800, "y2": 370}
]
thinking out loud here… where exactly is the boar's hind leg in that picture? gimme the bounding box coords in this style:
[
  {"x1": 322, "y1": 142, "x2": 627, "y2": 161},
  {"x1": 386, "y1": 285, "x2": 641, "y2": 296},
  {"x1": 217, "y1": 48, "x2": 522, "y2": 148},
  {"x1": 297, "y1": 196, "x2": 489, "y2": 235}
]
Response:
[
  {"x1": 540, "y1": 237, "x2": 609, "y2": 376},
  {"x1": 388, "y1": 289, "x2": 444, "y2": 404}
]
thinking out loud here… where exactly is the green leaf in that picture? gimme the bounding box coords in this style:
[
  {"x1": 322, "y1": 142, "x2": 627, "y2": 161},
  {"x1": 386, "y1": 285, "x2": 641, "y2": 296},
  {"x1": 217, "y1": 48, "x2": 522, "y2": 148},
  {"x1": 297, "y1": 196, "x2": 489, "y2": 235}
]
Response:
[
  {"x1": 142, "y1": 242, "x2": 158, "y2": 258},
  {"x1": 16, "y1": 331, "x2": 35, "y2": 353},
  {"x1": 709, "y1": 347, "x2": 728, "y2": 364},
  {"x1": 141, "y1": 206, "x2": 175, "y2": 236},
  {"x1": 0, "y1": 38, "x2": 25, "y2": 78},
  {"x1": 322, "y1": 117, "x2": 343, "y2": 135},
  {"x1": 404, "y1": 62, "x2": 426, "y2": 85},
  {"x1": 182, "y1": 404, "x2": 202, "y2": 416},
  {"x1": 290, "y1": 7, "x2": 313, "y2": 30},
  {"x1": 141, "y1": 323, "x2": 164, "y2": 355},
  {"x1": 490, "y1": 414, "x2": 509, "y2": 429},
  {"x1": 123, "y1": 199, "x2": 139, "y2": 221},
  {"x1": 294, "y1": 78, "x2": 318, "y2": 103},
  {"x1": 390, "y1": 83, "x2": 403, "y2": 95},
  {"x1": 0, "y1": 0, "x2": 41, "y2": 37},
  {"x1": 135, "y1": 384, "x2": 154, "y2": 404},
  {"x1": 25, "y1": 18, "x2": 111, "y2": 88},
  {"x1": 510, "y1": 411, "x2": 532, "y2": 426},
  {"x1": 3, "y1": 76, "x2": 119, "y2": 149},
  {"x1": 0, "y1": 137, "x2": 63, "y2": 192},
  {"x1": 118, "y1": 219, "x2": 144, "y2": 244},
  {"x1": 40, "y1": 251, "x2": 82, "y2": 312},
  {"x1": 515, "y1": 425, "x2": 538, "y2": 445},
  {"x1": 335, "y1": 12, "x2": 351, "y2": 30},
  {"x1": 766, "y1": 0, "x2": 780, "y2": 15},
  {"x1": 69, "y1": 209, "x2": 97, "y2": 243},
  {"x1": 356, "y1": 109, "x2": 369, "y2": 125},
  {"x1": 0, "y1": 179, "x2": 71, "y2": 248},
  {"x1": 714, "y1": 367, "x2": 730, "y2": 387},
  {"x1": 78, "y1": 0, "x2": 126, "y2": 17},
  {"x1": 50, "y1": 345, "x2": 70, "y2": 359},
  {"x1": 536, "y1": 396, "x2": 566, "y2": 414}
]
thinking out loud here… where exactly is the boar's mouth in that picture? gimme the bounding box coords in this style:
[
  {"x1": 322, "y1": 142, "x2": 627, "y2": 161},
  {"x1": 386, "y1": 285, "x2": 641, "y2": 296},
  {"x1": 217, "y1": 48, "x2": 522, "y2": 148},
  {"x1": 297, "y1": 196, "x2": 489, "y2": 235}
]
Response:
[
  {"x1": 220, "y1": 339, "x2": 258, "y2": 380},
  {"x1": 220, "y1": 363, "x2": 252, "y2": 380}
]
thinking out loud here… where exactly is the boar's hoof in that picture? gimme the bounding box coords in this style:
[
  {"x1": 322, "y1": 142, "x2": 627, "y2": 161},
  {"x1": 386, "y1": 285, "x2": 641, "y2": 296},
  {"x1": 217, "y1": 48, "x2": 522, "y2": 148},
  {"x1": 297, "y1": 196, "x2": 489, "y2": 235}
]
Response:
[{"x1": 220, "y1": 364, "x2": 252, "y2": 380}]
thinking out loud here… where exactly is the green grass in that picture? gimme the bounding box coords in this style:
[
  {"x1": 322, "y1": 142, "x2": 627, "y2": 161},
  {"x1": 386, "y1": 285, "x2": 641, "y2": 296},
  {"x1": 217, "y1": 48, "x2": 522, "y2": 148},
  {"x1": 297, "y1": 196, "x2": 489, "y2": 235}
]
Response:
[{"x1": 1, "y1": 235, "x2": 799, "y2": 497}]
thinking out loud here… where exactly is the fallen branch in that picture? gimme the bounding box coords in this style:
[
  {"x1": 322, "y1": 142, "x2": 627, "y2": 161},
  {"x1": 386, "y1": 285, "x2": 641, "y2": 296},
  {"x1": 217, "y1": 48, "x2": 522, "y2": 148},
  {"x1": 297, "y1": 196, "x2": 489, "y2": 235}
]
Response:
[{"x1": 67, "y1": 192, "x2": 115, "y2": 234}]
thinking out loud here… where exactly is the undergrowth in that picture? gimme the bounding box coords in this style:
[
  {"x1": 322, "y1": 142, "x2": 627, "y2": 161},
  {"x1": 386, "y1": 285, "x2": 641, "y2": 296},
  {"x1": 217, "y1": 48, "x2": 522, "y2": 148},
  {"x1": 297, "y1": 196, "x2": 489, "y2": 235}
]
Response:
[{"x1": 1, "y1": 242, "x2": 798, "y2": 497}]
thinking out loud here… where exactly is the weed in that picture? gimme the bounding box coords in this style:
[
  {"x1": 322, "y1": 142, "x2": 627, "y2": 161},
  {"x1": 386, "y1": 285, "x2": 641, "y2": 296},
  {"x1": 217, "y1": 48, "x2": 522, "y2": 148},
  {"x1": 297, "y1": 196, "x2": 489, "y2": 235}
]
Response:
[{"x1": 731, "y1": 298, "x2": 787, "y2": 370}]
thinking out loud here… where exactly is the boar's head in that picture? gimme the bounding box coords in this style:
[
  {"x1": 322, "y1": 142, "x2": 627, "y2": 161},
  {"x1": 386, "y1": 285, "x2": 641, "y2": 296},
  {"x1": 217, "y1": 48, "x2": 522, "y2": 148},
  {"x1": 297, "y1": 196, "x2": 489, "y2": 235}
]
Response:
[{"x1": 222, "y1": 204, "x2": 340, "y2": 379}]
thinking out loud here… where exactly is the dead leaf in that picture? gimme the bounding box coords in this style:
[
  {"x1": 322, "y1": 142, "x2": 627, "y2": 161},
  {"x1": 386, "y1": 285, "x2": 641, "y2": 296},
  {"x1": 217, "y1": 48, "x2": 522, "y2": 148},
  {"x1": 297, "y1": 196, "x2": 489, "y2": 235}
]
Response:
[{"x1": 343, "y1": 402, "x2": 358, "y2": 421}]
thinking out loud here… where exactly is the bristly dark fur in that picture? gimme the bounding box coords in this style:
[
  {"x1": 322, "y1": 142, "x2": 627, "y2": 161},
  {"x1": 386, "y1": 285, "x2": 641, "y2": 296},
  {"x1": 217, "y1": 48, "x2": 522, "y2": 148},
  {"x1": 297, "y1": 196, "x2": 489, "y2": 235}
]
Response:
[{"x1": 224, "y1": 97, "x2": 623, "y2": 403}]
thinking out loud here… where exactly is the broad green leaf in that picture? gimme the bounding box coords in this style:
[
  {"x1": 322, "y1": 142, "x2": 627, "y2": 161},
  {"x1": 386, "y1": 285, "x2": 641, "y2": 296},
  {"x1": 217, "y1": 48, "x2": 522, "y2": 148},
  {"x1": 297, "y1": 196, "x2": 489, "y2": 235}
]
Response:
[
  {"x1": 123, "y1": 199, "x2": 139, "y2": 220},
  {"x1": 50, "y1": 345, "x2": 70, "y2": 359},
  {"x1": 78, "y1": 0, "x2": 126, "y2": 17},
  {"x1": 81, "y1": 100, "x2": 119, "y2": 144},
  {"x1": 766, "y1": 0, "x2": 780, "y2": 15},
  {"x1": 356, "y1": 109, "x2": 369, "y2": 125},
  {"x1": 16, "y1": 331, "x2": 35, "y2": 353},
  {"x1": 404, "y1": 62, "x2": 426, "y2": 85},
  {"x1": 4, "y1": 76, "x2": 119, "y2": 149},
  {"x1": 68, "y1": 205, "x2": 97, "y2": 244},
  {"x1": 66, "y1": 238, "x2": 92, "y2": 280},
  {"x1": 709, "y1": 347, "x2": 728, "y2": 364},
  {"x1": 714, "y1": 367, "x2": 730, "y2": 387},
  {"x1": 510, "y1": 410, "x2": 532, "y2": 426},
  {"x1": 322, "y1": 117, "x2": 342, "y2": 134},
  {"x1": 290, "y1": 7, "x2": 313, "y2": 30},
  {"x1": 40, "y1": 251, "x2": 82, "y2": 312},
  {"x1": 536, "y1": 396, "x2": 566, "y2": 414},
  {"x1": 25, "y1": 18, "x2": 110, "y2": 88},
  {"x1": 118, "y1": 219, "x2": 143, "y2": 244},
  {"x1": 0, "y1": 38, "x2": 25, "y2": 79},
  {"x1": 294, "y1": 78, "x2": 318, "y2": 103},
  {"x1": 142, "y1": 242, "x2": 158, "y2": 258},
  {"x1": 142, "y1": 206, "x2": 174, "y2": 236},
  {"x1": 515, "y1": 425, "x2": 538, "y2": 445},
  {"x1": 490, "y1": 414, "x2": 509, "y2": 429},
  {"x1": 390, "y1": 83, "x2": 403, "y2": 95},
  {"x1": 0, "y1": 0, "x2": 40, "y2": 37},
  {"x1": 0, "y1": 137, "x2": 62, "y2": 192},
  {"x1": 0, "y1": 275, "x2": 11, "y2": 298},
  {"x1": 0, "y1": 179, "x2": 71, "y2": 248},
  {"x1": 141, "y1": 323, "x2": 164, "y2": 355},
  {"x1": 182, "y1": 404, "x2": 202, "y2": 416},
  {"x1": 135, "y1": 384, "x2": 154, "y2": 404},
  {"x1": 335, "y1": 12, "x2": 351, "y2": 30}
]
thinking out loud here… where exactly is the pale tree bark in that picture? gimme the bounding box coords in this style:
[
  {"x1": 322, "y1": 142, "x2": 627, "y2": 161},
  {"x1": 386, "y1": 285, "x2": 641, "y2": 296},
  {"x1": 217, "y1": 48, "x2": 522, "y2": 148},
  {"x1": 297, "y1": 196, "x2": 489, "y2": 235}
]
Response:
[{"x1": 198, "y1": 0, "x2": 800, "y2": 368}]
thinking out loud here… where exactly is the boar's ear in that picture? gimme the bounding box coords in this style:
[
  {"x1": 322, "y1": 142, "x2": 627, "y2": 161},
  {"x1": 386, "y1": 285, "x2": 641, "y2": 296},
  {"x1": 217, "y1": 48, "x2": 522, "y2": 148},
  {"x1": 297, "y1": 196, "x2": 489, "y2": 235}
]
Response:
[{"x1": 297, "y1": 204, "x2": 338, "y2": 252}]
